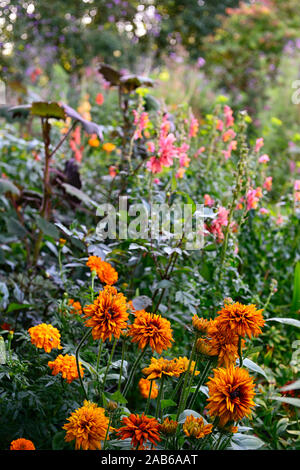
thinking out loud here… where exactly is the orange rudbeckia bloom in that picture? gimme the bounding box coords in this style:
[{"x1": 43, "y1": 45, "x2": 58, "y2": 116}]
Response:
[
  {"x1": 206, "y1": 366, "x2": 256, "y2": 427},
  {"x1": 128, "y1": 310, "x2": 173, "y2": 354},
  {"x1": 83, "y1": 285, "x2": 128, "y2": 342},
  {"x1": 138, "y1": 378, "x2": 159, "y2": 399},
  {"x1": 183, "y1": 415, "x2": 213, "y2": 439},
  {"x1": 63, "y1": 400, "x2": 110, "y2": 450},
  {"x1": 116, "y1": 413, "x2": 161, "y2": 450},
  {"x1": 142, "y1": 356, "x2": 183, "y2": 380},
  {"x1": 216, "y1": 302, "x2": 264, "y2": 339}
]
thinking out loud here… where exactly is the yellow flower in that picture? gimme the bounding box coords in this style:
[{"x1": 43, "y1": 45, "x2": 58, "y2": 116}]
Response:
[
  {"x1": 102, "y1": 142, "x2": 116, "y2": 153},
  {"x1": 63, "y1": 400, "x2": 110, "y2": 450},
  {"x1": 48, "y1": 354, "x2": 84, "y2": 384},
  {"x1": 183, "y1": 415, "x2": 213, "y2": 439},
  {"x1": 206, "y1": 366, "x2": 256, "y2": 427},
  {"x1": 176, "y1": 356, "x2": 200, "y2": 376},
  {"x1": 28, "y1": 323, "x2": 62, "y2": 353},
  {"x1": 83, "y1": 285, "x2": 128, "y2": 342},
  {"x1": 68, "y1": 299, "x2": 83, "y2": 315}
]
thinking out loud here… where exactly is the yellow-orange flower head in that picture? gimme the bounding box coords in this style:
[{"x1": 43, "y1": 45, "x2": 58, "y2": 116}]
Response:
[
  {"x1": 83, "y1": 285, "x2": 128, "y2": 342},
  {"x1": 116, "y1": 413, "x2": 161, "y2": 450},
  {"x1": 216, "y1": 302, "x2": 264, "y2": 339},
  {"x1": 10, "y1": 438, "x2": 35, "y2": 450},
  {"x1": 68, "y1": 299, "x2": 83, "y2": 315},
  {"x1": 176, "y1": 356, "x2": 200, "y2": 376},
  {"x1": 28, "y1": 323, "x2": 62, "y2": 353},
  {"x1": 206, "y1": 366, "x2": 256, "y2": 427},
  {"x1": 138, "y1": 378, "x2": 159, "y2": 399},
  {"x1": 192, "y1": 315, "x2": 212, "y2": 334},
  {"x1": 160, "y1": 417, "x2": 178, "y2": 435},
  {"x1": 63, "y1": 400, "x2": 110, "y2": 450},
  {"x1": 142, "y1": 356, "x2": 183, "y2": 380},
  {"x1": 48, "y1": 354, "x2": 84, "y2": 384},
  {"x1": 86, "y1": 255, "x2": 118, "y2": 286},
  {"x1": 196, "y1": 320, "x2": 242, "y2": 367},
  {"x1": 183, "y1": 415, "x2": 213, "y2": 439},
  {"x1": 128, "y1": 310, "x2": 174, "y2": 354}
]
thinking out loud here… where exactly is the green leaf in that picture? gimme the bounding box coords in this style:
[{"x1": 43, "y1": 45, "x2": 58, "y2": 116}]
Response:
[
  {"x1": 62, "y1": 183, "x2": 98, "y2": 208},
  {"x1": 6, "y1": 217, "x2": 28, "y2": 238},
  {"x1": 6, "y1": 303, "x2": 33, "y2": 313},
  {"x1": 242, "y1": 358, "x2": 269, "y2": 380},
  {"x1": 266, "y1": 317, "x2": 300, "y2": 328},
  {"x1": 31, "y1": 101, "x2": 66, "y2": 120},
  {"x1": 231, "y1": 433, "x2": 265, "y2": 450},
  {"x1": 35, "y1": 216, "x2": 59, "y2": 239},
  {"x1": 0, "y1": 178, "x2": 20, "y2": 196},
  {"x1": 292, "y1": 261, "x2": 300, "y2": 313},
  {"x1": 110, "y1": 390, "x2": 128, "y2": 404},
  {"x1": 272, "y1": 396, "x2": 300, "y2": 407},
  {"x1": 160, "y1": 399, "x2": 177, "y2": 410},
  {"x1": 280, "y1": 380, "x2": 300, "y2": 392}
]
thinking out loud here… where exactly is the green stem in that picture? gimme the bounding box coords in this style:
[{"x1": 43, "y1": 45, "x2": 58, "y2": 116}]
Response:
[
  {"x1": 103, "y1": 413, "x2": 113, "y2": 450},
  {"x1": 188, "y1": 359, "x2": 212, "y2": 410},
  {"x1": 75, "y1": 328, "x2": 92, "y2": 400},
  {"x1": 101, "y1": 337, "x2": 118, "y2": 397},
  {"x1": 145, "y1": 379, "x2": 154, "y2": 416},
  {"x1": 123, "y1": 347, "x2": 146, "y2": 397},
  {"x1": 155, "y1": 375, "x2": 165, "y2": 420},
  {"x1": 238, "y1": 336, "x2": 243, "y2": 367},
  {"x1": 176, "y1": 335, "x2": 198, "y2": 421},
  {"x1": 118, "y1": 338, "x2": 127, "y2": 392}
]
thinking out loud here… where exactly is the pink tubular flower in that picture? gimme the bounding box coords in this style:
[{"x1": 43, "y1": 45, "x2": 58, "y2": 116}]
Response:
[
  {"x1": 216, "y1": 119, "x2": 224, "y2": 131},
  {"x1": 255, "y1": 137, "x2": 264, "y2": 152},
  {"x1": 133, "y1": 110, "x2": 149, "y2": 140},
  {"x1": 276, "y1": 214, "x2": 284, "y2": 225},
  {"x1": 147, "y1": 141, "x2": 156, "y2": 153},
  {"x1": 263, "y1": 176, "x2": 272, "y2": 191},
  {"x1": 247, "y1": 187, "x2": 263, "y2": 210},
  {"x1": 176, "y1": 168, "x2": 186, "y2": 179},
  {"x1": 258, "y1": 154, "x2": 270, "y2": 164},
  {"x1": 159, "y1": 133, "x2": 178, "y2": 168},
  {"x1": 259, "y1": 207, "x2": 269, "y2": 215},
  {"x1": 224, "y1": 105, "x2": 234, "y2": 127},
  {"x1": 204, "y1": 194, "x2": 214, "y2": 207},
  {"x1": 222, "y1": 129, "x2": 236, "y2": 142},
  {"x1": 294, "y1": 180, "x2": 300, "y2": 191},
  {"x1": 194, "y1": 146, "x2": 205, "y2": 157},
  {"x1": 189, "y1": 116, "x2": 199, "y2": 138}
]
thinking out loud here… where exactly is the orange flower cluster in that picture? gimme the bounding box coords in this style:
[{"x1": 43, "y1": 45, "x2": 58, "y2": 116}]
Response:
[
  {"x1": 116, "y1": 413, "x2": 161, "y2": 450},
  {"x1": 128, "y1": 310, "x2": 174, "y2": 354},
  {"x1": 194, "y1": 302, "x2": 264, "y2": 367},
  {"x1": 83, "y1": 285, "x2": 128, "y2": 342},
  {"x1": 206, "y1": 366, "x2": 256, "y2": 427},
  {"x1": 28, "y1": 323, "x2": 62, "y2": 353},
  {"x1": 10, "y1": 438, "x2": 35, "y2": 450},
  {"x1": 138, "y1": 378, "x2": 159, "y2": 399},
  {"x1": 183, "y1": 415, "x2": 213, "y2": 439},
  {"x1": 68, "y1": 299, "x2": 82, "y2": 315},
  {"x1": 86, "y1": 256, "x2": 118, "y2": 286},
  {"x1": 48, "y1": 354, "x2": 84, "y2": 384},
  {"x1": 63, "y1": 400, "x2": 110, "y2": 450}
]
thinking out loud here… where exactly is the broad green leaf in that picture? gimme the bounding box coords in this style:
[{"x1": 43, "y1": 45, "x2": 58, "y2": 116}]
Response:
[
  {"x1": 6, "y1": 303, "x2": 33, "y2": 313},
  {"x1": 242, "y1": 358, "x2": 269, "y2": 380},
  {"x1": 35, "y1": 216, "x2": 59, "y2": 239},
  {"x1": 231, "y1": 433, "x2": 265, "y2": 450},
  {"x1": 0, "y1": 178, "x2": 20, "y2": 196},
  {"x1": 62, "y1": 183, "x2": 98, "y2": 208},
  {"x1": 110, "y1": 390, "x2": 128, "y2": 404},
  {"x1": 280, "y1": 380, "x2": 300, "y2": 392},
  {"x1": 266, "y1": 317, "x2": 300, "y2": 328},
  {"x1": 31, "y1": 101, "x2": 66, "y2": 120},
  {"x1": 272, "y1": 396, "x2": 300, "y2": 407}
]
